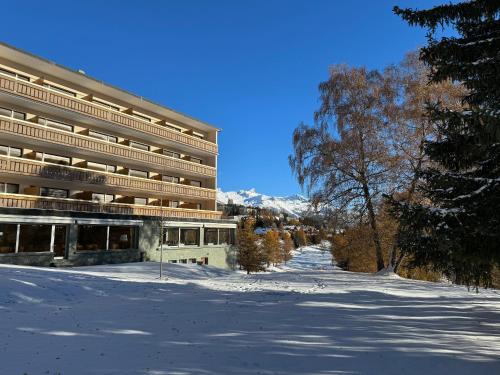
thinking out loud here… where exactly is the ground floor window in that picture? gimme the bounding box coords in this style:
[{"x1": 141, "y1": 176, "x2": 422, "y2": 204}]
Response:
[
  {"x1": 219, "y1": 229, "x2": 231, "y2": 245},
  {"x1": 0, "y1": 182, "x2": 19, "y2": 194},
  {"x1": 204, "y1": 228, "x2": 218, "y2": 245},
  {"x1": 163, "y1": 227, "x2": 200, "y2": 247},
  {"x1": 77, "y1": 225, "x2": 107, "y2": 251},
  {"x1": 164, "y1": 227, "x2": 179, "y2": 246},
  {"x1": 53, "y1": 225, "x2": 67, "y2": 257},
  {"x1": 204, "y1": 228, "x2": 235, "y2": 245},
  {"x1": 109, "y1": 226, "x2": 136, "y2": 250},
  {"x1": 18, "y1": 224, "x2": 52, "y2": 252},
  {"x1": 180, "y1": 228, "x2": 200, "y2": 246},
  {"x1": 0, "y1": 223, "x2": 68, "y2": 254},
  {"x1": 0, "y1": 224, "x2": 17, "y2": 253},
  {"x1": 77, "y1": 225, "x2": 138, "y2": 251}
]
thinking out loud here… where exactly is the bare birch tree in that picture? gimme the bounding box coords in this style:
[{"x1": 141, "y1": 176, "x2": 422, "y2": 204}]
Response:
[{"x1": 290, "y1": 65, "x2": 401, "y2": 271}]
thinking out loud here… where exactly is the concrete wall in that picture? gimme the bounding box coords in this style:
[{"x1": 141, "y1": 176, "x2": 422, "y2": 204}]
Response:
[
  {"x1": 140, "y1": 221, "x2": 237, "y2": 269},
  {"x1": 0, "y1": 252, "x2": 54, "y2": 266},
  {"x1": 145, "y1": 245, "x2": 237, "y2": 270}
]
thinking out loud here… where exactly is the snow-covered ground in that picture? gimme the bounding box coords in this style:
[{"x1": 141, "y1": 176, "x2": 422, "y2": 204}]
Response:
[{"x1": 1, "y1": 246, "x2": 499, "y2": 375}]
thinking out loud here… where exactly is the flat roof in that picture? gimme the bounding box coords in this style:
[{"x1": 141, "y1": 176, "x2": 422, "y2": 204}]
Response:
[{"x1": 0, "y1": 42, "x2": 220, "y2": 132}]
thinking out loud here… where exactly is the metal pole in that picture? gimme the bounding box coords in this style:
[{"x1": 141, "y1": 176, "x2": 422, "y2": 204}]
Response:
[{"x1": 159, "y1": 198, "x2": 164, "y2": 279}]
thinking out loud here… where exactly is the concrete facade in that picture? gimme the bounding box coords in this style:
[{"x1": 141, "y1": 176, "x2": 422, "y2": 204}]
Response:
[{"x1": 0, "y1": 42, "x2": 237, "y2": 269}]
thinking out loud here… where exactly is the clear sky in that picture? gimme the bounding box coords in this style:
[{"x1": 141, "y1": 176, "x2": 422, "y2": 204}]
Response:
[{"x1": 1, "y1": 0, "x2": 443, "y2": 196}]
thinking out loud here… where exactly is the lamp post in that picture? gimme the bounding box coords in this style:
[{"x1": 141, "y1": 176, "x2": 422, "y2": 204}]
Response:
[{"x1": 159, "y1": 198, "x2": 165, "y2": 279}]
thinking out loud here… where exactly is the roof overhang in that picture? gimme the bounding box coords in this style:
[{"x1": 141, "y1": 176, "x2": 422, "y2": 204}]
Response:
[{"x1": 0, "y1": 42, "x2": 220, "y2": 133}]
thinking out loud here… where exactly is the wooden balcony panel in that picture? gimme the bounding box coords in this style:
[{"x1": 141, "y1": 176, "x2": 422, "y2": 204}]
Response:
[
  {"x1": 0, "y1": 75, "x2": 218, "y2": 154},
  {"x1": 0, "y1": 156, "x2": 216, "y2": 200},
  {"x1": 0, "y1": 118, "x2": 216, "y2": 177},
  {"x1": 0, "y1": 193, "x2": 222, "y2": 220}
]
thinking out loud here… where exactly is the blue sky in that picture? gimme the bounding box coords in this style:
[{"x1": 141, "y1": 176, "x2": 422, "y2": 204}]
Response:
[{"x1": 1, "y1": 0, "x2": 443, "y2": 196}]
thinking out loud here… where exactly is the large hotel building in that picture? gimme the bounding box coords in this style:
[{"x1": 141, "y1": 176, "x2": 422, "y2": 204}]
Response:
[{"x1": 0, "y1": 43, "x2": 237, "y2": 268}]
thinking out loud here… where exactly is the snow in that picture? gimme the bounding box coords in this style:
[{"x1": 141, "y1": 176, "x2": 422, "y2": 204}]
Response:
[
  {"x1": 1, "y1": 246, "x2": 499, "y2": 374},
  {"x1": 217, "y1": 188, "x2": 312, "y2": 217}
]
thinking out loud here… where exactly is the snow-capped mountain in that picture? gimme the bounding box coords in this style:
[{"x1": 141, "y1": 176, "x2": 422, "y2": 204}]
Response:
[{"x1": 217, "y1": 188, "x2": 312, "y2": 218}]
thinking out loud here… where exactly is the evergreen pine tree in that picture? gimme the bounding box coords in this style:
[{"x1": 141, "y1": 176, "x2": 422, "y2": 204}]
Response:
[
  {"x1": 237, "y1": 217, "x2": 265, "y2": 274},
  {"x1": 392, "y1": 1, "x2": 500, "y2": 288}
]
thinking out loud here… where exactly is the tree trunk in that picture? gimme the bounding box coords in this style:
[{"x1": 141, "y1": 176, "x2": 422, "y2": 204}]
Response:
[{"x1": 362, "y1": 182, "x2": 385, "y2": 271}]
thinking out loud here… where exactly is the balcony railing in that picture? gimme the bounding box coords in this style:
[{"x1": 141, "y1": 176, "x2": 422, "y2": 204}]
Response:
[
  {"x1": 0, "y1": 117, "x2": 216, "y2": 178},
  {"x1": 0, "y1": 193, "x2": 222, "y2": 220},
  {"x1": 0, "y1": 156, "x2": 216, "y2": 200},
  {"x1": 0, "y1": 73, "x2": 218, "y2": 154}
]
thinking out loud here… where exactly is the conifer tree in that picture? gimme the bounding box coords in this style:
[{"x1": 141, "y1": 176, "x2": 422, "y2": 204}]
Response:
[
  {"x1": 293, "y1": 229, "x2": 308, "y2": 248},
  {"x1": 281, "y1": 232, "x2": 294, "y2": 264},
  {"x1": 237, "y1": 217, "x2": 265, "y2": 274},
  {"x1": 262, "y1": 230, "x2": 281, "y2": 266},
  {"x1": 392, "y1": 1, "x2": 500, "y2": 287}
]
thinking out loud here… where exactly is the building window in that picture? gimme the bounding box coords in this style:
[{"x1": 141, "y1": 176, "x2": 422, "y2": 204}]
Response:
[
  {"x1": 163, "y1": 150, "x2": 181, "y2": 159},
  {"x1": 43, "y1": 83, "x2": 77, "y2": 97},
  {"x1": 165, "y1": 125, "x2": 182, "y2": 132},
  {"x1": 0, "y1": 145, "x2": 8, "y2": 156},
  {"x1": 92, "y1": 99, "x2": 120, "y2": 111},
  {"x1": 190, "y1": 258, "x2": 197, "y2": 264},
  {"x1": 134, "y1": 197, "x2": 148, "y2": 205},
  {"x1": 109, "y1": 226, "x2": 137, "y2": 250},
  {"x1": 0, "y1": 145, "x2": 22, "y2": 157},
  {"x1": 219, "y1": 229, "x2": 231, "y2": 245},
  {"x1": 0, "y1": 107, "x2": 24, "y2": 120},
  {"x1": 132, "y1": 113, "x2": 151, "y2": 122},
  {"x1": 40, "y1": 187, "x2": 69, "y2": 199},
  {"x1": 162, "y1": 175, "x2": 180, "y2": 184},
  {"x1": 87, "y1": 161, "x2": 107, "y2": 172},
  {"x1": 77, "y1": 225, "x2": 107, "y2": 251},
  {"x1": 53, "y1": 225, "x2": 67, "y2": 257},
  {"x1": 169, "y1": 260, "x2": 177, "y2": 263},
  {"x1": 39, "y1": 118, "x2": 73, "y2": 132},
  {"x1": 180, "y1": 228, "x2": 199, "y2": 246},
  {"x1": 88, "y1": 130, "x2": 118, "y2": 143},
  {"x1": 0, "y1": 224, "x2": 17, "y2": 253},
  {"x1": 190, "y1": 157, "x2": 202, "y2": 164},
  {"x1": 129, "y1": 141, "x2": 150, "y2": 152},
  {"x1": 129, "y1": 169, "x2": 149, "y2": 178},
  {"x1": 190, "y1": 180, "x2": 202, "y2": 188},
  {"x1": 107, "y1": 165, "x2": 117, "y2": 173},
  {"x1": 0, "y1": 182, "x2": 19, "y2": 194},
  {"x1": 169, "y1": 201, "x2": 179, "y2": 208},
  {"x1": 0, "y1": 67, "x2": 30, "y2": 81},
  {"x1": 91, "y1": 193, "x2": 115, "y2": 203},
  {"x1": 18, "y1": 224, "x2": 52, "y2": 252},
  {"x1": 164, "y1": 227, "x2": 179, "y2": 246},
  {"x1": 42, "y1": 153, "x2": 71, "y2": 166},
  {"x1": 204, "y1": 228, "x2": 218, "y2": 245}
]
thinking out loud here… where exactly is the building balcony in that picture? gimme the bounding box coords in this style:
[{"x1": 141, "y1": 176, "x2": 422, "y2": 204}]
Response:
[
  {"x1": 0, "y1": 155, "x2": 216, "y2": 201},
  {"x1": 0, "y1": 73, "x2": 218, "y2": 155},
  {"x1": 0, "y1": 193, "x2": 222, "y2": 220},
  {"x1": 0, "y1": 117, "x2": 216, "y2": 178}
]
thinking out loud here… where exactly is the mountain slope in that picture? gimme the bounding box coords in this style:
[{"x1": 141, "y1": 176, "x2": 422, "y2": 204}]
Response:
[{"x1": 217, "y1": 188, "x2": 311, "y2": 217}]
